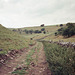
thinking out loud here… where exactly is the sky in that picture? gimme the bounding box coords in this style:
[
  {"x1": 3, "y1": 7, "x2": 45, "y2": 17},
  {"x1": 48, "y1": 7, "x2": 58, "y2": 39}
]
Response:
[{"x1": 0, "y1": 0, "x2": 75, "y2": 28}]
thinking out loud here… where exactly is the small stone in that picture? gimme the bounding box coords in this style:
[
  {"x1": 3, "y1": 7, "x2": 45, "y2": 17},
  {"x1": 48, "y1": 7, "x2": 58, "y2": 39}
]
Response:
[
  {"x1": 31, "y1": 62, "x2": 35, "y2": 67},
  {"x1": 13, "y1": 68, "x2": 16, "y2": 71},
  {"x1": 39, "y1": 71, "x2": 42, "y2": 73},
  {"x1": 10, "y1": 57, "x2": 13, "y2": 60}
]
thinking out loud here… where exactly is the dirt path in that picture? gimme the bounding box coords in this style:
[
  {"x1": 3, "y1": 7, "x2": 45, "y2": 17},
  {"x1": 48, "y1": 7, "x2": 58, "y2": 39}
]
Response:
[
  {"x1": 0, "y1": 42, "x2": 51, "y2": 75},
  {"x1": 26, "y1": 42, "x2": 51, "y2": 75}
]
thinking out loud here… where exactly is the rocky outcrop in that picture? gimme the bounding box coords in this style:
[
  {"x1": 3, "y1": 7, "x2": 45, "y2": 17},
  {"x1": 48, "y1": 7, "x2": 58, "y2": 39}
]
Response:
[{"x1": 49, "y1": 40, "x2": 75, "y2": 49}]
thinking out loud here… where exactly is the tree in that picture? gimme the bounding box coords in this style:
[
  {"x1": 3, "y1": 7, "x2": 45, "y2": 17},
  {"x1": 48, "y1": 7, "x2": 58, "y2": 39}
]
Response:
[
  {"x1": 43, "y1": 31, "x2": 46, "y2": 34},
  {"x1": 58, "y1": 28, "x2": 63, "y2": 34},
  {"x1": 34, "y1": 30, "x2": 39, "y2": 33},
  {"x1": 41, "y1": 24, "x2": 44, "y2": 27},
  {"x1": 62, "y1": 28, "x2": 70, "y2": 37},
  {"x1": 29, "y1": 30, "x2": 33, "y2": 34},
  {"x1": 34, "y1": 30, "x2": 41, "y2": 33},
  {"x1": 60, "y1": 24, "x2": 63, "y2": 27},
  {"x1": 55, "y1": 32, "x2": 57, "y2": 36},
  {"x1": 41, "y1": 28, "x2": 45, "y2": 31},
  {"x1": 61, "y1": 23, "x2": 75, "y2": 37},
  {"x1": 38, "y1": 31, "x2": 42, "y2": 33},
  {"x1": 25, "y1": 30, "x2": 29, "y2": 34},
  {"x1": 57, "y1": 23, "x2": 75, "y2": 37}
]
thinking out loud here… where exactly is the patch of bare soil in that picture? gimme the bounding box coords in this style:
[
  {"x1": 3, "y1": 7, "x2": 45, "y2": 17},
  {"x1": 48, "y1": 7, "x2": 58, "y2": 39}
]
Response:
[{"x1": 26, "y1": 43, "x2": 51, "y2": 75}]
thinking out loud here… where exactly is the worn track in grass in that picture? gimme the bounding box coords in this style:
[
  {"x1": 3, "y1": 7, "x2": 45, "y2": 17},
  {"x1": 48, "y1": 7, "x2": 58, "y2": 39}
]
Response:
[
  {"x1": 0, "y1": 42, "x2": 51, "y2": 75},
  {"x1": 26, "y1": 42, "x2": 51, "y2": 75}
]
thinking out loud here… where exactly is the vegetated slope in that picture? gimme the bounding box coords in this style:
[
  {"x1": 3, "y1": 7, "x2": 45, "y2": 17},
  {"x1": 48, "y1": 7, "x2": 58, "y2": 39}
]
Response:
[
  {"x1": 10, "y1": 25, "x2": 61, "y2": 35},
  {"x1": 43, "y1": 23, "x2": 75, "y2": 42},
  {"x1": 56, "y1": 23, "x2": 75, "y2": 37},
  {"x1": 0, "y1": 24, "x2": 30, "y2": 55},
  {"x1": 42, "y1": 41, "x2": 75, "y2": 75},
  {"x1": 10, "y1": 23, "x2": 75, "y2": 42},
  {"x1": 10, "y1": 25, "x2": 61, "y2": 40},
  {"x1": 43, "y1": 34, "x2": 75, "y2": 42}
]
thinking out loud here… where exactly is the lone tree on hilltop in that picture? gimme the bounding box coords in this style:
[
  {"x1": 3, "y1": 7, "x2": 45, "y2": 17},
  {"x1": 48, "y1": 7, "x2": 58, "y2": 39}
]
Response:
[
  {"x1": 60, "y1": 24, "x2": 63, "y2": 27},
  {"x1": 41, "y1": 24, "x2": 44, "y2": 27}
]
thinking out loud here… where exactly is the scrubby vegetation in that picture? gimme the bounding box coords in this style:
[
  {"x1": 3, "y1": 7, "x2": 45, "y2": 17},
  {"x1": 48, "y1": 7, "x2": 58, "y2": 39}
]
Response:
[
  {"x1": 42, "y1": 41, "x2": 75, "y2": 75},
  {"x1": 56, "y1": 23, "x2": 75, "y2": 37},
  {"x1": 12, "y1": 28, "x2": 46, "y2": 34}
]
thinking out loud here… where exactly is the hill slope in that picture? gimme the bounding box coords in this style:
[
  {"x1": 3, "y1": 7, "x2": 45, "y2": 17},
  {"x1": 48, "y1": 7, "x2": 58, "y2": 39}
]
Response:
[
  {"x1": 10, "y1": 25, "x2": 61, "y2": 35},
  {"x1": 0, "y1": 24, "x2": 30, "y2": 54},
  {"x1": 10, "y1": 23, "x2": 75, "y2": 42}
]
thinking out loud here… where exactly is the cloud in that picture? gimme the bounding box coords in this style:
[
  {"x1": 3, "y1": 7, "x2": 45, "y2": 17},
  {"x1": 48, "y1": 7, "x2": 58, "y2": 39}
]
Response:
[{"x1": 0, "y1": 0, "x2": 75, "y2": 28}]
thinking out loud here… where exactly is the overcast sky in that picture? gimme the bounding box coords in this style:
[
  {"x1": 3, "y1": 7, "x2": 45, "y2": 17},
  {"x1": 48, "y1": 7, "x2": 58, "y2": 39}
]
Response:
[{"x1": 0, "y1": 0, "x2": 75, "y2": 28}]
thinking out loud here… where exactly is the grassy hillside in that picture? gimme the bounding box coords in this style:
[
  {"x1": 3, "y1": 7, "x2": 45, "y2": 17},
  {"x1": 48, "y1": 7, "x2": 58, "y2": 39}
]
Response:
[
  {"x1": 10, "y1": 23, "x2": 75, "y2": 42},
  {"x1": 10, "y1": 25, "x2": 61, "y2": 35},
  {"x1": 43, "y1": 35, "x2": 75, "y2": 42},
  {"x1": 10, "y1": 25, "x2": 61, "y2": 39},
  {"x1": 0, "y1": 24, "x2": 32, "y2": 55},
  {"x1": 43, "y1": 23, "x2": 75, "y2": 42}
]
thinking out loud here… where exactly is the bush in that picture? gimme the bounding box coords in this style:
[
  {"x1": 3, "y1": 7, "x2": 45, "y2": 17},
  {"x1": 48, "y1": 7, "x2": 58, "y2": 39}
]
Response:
[
  {"x1": 29, "y1": 30, "x2": 33, "y2": 34},
  {"x1": 57, "y1": 23, "x2": 75, "y2": 37},
  {"x1": 43, "y1": 31, "x2": 46, "y2": 34},
  {"x1": 34, "y1": 30, "x2": 41, "y2": 33},
  {"x1": 41, "y1": 28, "x2": 45, "y2": 31},
  {"x1": 55, "y1": 32, "x2": 57, "y2": 36},
  {"x1": 40, "y1": 24, "x2": 44, "y2": 27},
  {"x1": 60, "y1": 24, "x2": 63, "y2": 27},
  {"x1": 62, "y1": 23, "x2": 75, "y2": 37}
]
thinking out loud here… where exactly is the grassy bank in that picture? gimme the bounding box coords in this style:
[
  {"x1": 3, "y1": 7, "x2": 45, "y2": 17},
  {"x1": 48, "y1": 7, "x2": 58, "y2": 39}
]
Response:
[
  {"x1": 42, "y1": 41, "x2": 75, "y2": 75},
  {"x1": 0, "y1": 24, "x2": 34, "y2": 55}
]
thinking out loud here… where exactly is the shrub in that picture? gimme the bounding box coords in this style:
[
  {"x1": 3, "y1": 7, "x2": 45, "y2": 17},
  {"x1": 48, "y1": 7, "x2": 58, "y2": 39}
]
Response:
[
  {"x1": 41, "y1": 28, "x2": 45, "y2": 31},
  {"x1": 34, "y1": 30, "x2": 42, "y2": 33},
  {"x1": 57, "y1": 23, "x2": 75, "y2": 37},
  {"x1": 43, "y1": 31, "x2": 46, "y2": 34},
  {"x1": 60, "y1": 24, "x2": 63, "y2": 27},
  {"x1": 55, "y1": 32, "x2": 57, "y2": 36},
  {"x1": 29, "y1": 30, "x2": 33, "y2": 34},
  {"x1": 40, "y1": 24, "x2": 44, "y2": 27}
]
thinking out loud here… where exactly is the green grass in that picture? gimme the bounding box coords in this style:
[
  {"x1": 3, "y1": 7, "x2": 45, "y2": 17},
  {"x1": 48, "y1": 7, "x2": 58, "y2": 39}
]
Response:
[
  {"x1": 10, "y1": 24, "x2": 75, "y2": 42},
  {"x1": 25, "y1": 48, "x2": 35, "y2": 66},
  {"x1": 12, "y1": 68, "x2": 28, "y2": 75},
  {"x1": 10, "y1": 25, "x2": 61, "y2": 39},
  {"x1": 43, "y1": 35, "x2": 75, "y2": 42},
  {"x1": 11, "y1": 25, "x2": 60, "y2": 31},
  {"x1": 9, "y1": 23, "x2": 75, "y2": 42},
  {"x1": 42, "y1": 41, "x2": 75, "y2": 75},
  {"x1": 12, "y1": 45, "x2": 36, "y2": 75},
  {"x1": 0, "y1": 24, "x2": 34, "y2": 55}
]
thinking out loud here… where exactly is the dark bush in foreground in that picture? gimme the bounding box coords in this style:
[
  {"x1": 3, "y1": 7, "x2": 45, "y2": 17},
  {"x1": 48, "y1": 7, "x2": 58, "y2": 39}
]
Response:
[{"x1": 42, "y1": 41, "x2": 75, "y2": 75}]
